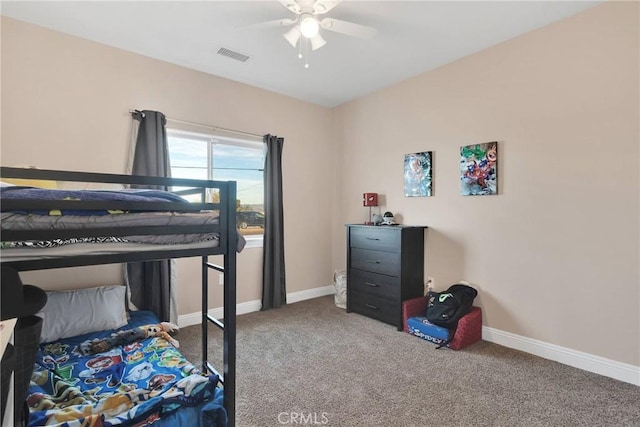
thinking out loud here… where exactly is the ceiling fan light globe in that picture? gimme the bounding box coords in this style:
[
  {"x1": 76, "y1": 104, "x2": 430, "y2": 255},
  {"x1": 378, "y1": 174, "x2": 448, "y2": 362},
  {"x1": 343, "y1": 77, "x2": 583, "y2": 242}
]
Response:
[
  {"x1": 283, "y1": 26, "x2": 301, "y2": 47},
  {"x1": 310, "y1": 33, "x2": 327, "y2": 51},
  {"x1": 299, "y1": 15, "x2": 319, "y2": 38}
]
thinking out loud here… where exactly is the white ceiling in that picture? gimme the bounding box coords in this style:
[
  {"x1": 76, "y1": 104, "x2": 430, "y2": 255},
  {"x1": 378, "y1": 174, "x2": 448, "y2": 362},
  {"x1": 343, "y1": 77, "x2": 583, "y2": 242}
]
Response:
[{"x1": 2, "y1": 1, "x2": 602, "y2": 107}]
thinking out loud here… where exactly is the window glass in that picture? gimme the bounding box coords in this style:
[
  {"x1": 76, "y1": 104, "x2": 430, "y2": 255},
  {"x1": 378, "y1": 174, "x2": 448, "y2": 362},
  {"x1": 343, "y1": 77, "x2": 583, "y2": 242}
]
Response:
[
  {"x1": 167, "y1": 130, "x2": 265, "y2": 241},
  {"x1": 167, "y1": 135, "x2": 209, "y2": 202}
]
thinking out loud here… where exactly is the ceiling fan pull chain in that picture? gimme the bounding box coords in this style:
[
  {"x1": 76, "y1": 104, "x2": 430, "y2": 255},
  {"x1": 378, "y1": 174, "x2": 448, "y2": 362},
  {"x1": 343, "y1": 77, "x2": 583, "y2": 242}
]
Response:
[{"x1": 304, "y1": 37, "x2": 310, "y2": 68}]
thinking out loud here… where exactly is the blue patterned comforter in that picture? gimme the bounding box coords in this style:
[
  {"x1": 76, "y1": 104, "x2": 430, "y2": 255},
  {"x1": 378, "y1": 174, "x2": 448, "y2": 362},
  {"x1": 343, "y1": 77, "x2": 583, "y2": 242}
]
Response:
[
  {"x1": 27, "y1": 311, "x2": 225, "y2": 426},
  {"x1": 1, "y1": 186, "x2": 189, "y2": 216}
]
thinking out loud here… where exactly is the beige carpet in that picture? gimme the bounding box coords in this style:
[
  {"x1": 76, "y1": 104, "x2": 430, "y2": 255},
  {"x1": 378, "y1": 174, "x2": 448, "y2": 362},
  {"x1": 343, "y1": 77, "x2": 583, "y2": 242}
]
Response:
[{"x1": 178, "y1": 296, "x2": 640, "y2": 427}]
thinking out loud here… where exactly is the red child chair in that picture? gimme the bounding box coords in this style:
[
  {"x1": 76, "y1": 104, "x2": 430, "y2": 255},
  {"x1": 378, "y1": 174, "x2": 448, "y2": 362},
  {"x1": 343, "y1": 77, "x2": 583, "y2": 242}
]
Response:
[{"x1": 402, "y1": 296, "x2": 482, "y2": 350}]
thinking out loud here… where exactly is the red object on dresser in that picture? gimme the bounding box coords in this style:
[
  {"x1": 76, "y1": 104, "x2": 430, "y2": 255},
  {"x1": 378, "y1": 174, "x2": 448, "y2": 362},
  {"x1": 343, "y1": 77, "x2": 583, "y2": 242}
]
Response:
[
  {"x1": 402, "y1": 296, "x2": 482, "y2": 350},
  {"x1": 362, "y1": 193, "x2": 378, "y2": 206}
]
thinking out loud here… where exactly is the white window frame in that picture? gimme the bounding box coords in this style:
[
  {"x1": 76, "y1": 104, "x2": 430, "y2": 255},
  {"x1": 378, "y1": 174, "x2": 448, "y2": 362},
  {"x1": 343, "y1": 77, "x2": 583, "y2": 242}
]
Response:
[{"x1": 167, "y1": 128, "x2": 264, "y2": 249}]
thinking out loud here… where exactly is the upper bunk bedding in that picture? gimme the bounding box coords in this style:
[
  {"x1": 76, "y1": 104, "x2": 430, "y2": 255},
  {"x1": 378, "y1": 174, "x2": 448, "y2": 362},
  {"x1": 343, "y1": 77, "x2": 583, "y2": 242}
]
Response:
[{"x1": 0, "y1": 183, "x2": 245, "y2": 264}]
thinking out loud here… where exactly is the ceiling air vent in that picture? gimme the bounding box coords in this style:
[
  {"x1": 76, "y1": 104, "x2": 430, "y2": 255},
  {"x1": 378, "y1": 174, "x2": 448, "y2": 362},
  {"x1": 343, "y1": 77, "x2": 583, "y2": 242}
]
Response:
[{"x1": 216, "y1": 47, "x2": 250, "y2": 63}]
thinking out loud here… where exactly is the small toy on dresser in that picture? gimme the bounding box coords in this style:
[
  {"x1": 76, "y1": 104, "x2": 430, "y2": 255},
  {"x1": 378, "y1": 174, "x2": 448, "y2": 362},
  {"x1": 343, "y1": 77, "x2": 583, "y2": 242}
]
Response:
[
  {"x1": 80, "y1": 322, "x2": 179, "y2": 356},
  {"x1": 381, "y1": 211, "x2": 396, "y2": 225}
]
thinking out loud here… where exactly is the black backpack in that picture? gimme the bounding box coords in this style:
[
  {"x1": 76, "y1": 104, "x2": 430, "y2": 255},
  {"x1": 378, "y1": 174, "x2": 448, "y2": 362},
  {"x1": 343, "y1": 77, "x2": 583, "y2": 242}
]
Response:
[{"x1": 426, "y1": 284, "x2": 477, "y2": 347}]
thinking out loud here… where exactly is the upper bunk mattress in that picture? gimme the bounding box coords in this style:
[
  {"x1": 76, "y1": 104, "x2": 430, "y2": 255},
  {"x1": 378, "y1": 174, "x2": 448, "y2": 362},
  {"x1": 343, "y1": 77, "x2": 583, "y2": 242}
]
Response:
[
  {"x1": 0, "y1": 186, "x2": 246, "y2": 261},
  {"x1": 0, "y1": 240, "x2": 220, "y2": 262},
  {"x1": 1, "y1": 211, "x2": 221, "y2": 245}
]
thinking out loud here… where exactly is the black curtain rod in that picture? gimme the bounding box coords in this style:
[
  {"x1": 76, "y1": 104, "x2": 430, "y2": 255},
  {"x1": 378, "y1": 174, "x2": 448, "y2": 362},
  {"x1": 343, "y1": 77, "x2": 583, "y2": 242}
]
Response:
[{"x1": 129, "y1": 110, "x2": 263, "y2": 140}]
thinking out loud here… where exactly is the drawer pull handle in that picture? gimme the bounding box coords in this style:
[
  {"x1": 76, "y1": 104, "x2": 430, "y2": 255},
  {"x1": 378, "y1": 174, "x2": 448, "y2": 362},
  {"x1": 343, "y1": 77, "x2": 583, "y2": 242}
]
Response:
[
  {"x1": 364, "y1": 282, "x2": 378, "y2": 288},
  {"x1": 365, "y1": 304, "x2": 378, "y2": 310},
  {"x1": 366, "y1": 237, "x2": 380, "y2": 241},
  {"x1": 366, "y1": 260, "x2": 381, "y2": 264}
]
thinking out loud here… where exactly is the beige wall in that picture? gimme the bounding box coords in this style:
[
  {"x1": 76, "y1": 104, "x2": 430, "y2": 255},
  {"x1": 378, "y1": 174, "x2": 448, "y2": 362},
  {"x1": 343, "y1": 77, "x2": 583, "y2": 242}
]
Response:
[
  {"x1": 1, "y1": 1, "x2": 638, "y2": 369},
  {"x1": 0, "y1": 16, "x2": 336, "y2": 315},
  {"x1": 333, "y1": 1, "x2": 639, "y2": 366}
]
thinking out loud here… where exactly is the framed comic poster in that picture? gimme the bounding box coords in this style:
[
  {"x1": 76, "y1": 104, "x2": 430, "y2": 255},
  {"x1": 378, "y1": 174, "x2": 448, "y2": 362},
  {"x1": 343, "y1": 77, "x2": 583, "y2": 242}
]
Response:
[
  {"x1": 404, "y1": 151, "x2": 432, "y2": 197},
  {"x1": 460, "y1": 142, "x2": 498, "y2": 196}
]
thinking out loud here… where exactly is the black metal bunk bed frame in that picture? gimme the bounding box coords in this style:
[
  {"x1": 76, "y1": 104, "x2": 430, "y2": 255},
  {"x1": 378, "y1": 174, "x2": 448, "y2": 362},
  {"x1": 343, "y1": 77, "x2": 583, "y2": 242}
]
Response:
[{"x1": 0, "y1": 166, "x2": 237, "y2": 426}]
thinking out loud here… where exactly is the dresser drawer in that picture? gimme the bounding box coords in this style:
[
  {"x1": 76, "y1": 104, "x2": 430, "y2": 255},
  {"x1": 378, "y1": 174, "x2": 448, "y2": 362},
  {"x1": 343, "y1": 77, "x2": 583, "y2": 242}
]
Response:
[
  {"x1": 350, "y1": 248, "x2": 400, "y2": 277},
  {"x1": 349, "y1": 226, "x2": 400, "y2": 253},
  {"x1": 346, "y1": 224, "x2": 426, "y2": 331},
  {"x1": 349, "y1": 269, "x2": 400, "y2": 300},
  {"x1": 349, "y1": 291, "x2": 397, "y2": 326}
]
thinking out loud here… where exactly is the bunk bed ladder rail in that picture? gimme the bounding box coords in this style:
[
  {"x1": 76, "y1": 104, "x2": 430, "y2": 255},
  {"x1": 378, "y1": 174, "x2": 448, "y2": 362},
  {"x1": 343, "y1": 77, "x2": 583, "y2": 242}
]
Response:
[{"x1": 202, "y1": 179, "x2": 237, "y2": 427}]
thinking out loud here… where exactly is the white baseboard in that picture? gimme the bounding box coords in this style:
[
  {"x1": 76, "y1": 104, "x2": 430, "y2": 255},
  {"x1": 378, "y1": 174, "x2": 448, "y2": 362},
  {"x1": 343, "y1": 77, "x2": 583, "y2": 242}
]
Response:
[
  {"x1": 179, "y1": 286, "x2": 638, "y2": 386},
  {"x1": 177, "y1": 284, "x2": 335, "y2": 328},
  {"x1": 178, "y1": 299, "x2": 262, "y2": 328},
  {"x1": 286, "y1": 284, "x2": 335, "y2": 304},
  {"x1": 482, "y1": 326, "x2": 640, "y2": 386}
]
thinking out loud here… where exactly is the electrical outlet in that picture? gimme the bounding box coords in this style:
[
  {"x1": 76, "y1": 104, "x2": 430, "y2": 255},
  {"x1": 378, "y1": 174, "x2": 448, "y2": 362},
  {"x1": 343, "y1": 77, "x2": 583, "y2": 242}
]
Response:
[
  {"x1": 219, "y1": 273, "x2": 224, "y2": 286},
  {"x1": 426, "y1": 276, "x2": 435, "y2": 291}
]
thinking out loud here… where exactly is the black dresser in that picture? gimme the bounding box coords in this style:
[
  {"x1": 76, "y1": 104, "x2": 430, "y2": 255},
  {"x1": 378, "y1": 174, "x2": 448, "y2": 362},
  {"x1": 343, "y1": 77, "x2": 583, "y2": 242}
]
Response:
[{"x1": 346, "y1": 224, "x2": 427, "y2": 330}]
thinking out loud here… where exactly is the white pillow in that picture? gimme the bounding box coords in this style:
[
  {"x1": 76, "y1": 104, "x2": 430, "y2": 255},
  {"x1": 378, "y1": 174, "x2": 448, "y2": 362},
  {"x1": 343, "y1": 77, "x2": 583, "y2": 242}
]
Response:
[{"x1": 39, "y1": 286, "x2": 128, "y2": 343}]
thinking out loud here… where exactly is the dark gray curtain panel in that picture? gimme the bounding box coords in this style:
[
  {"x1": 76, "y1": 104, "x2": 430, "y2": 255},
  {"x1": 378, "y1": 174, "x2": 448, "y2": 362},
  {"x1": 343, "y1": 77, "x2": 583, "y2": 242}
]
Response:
[
  {"x1": 127, "y1": 110, "x2": 173, "y2": 322},
  {"x1": 261, "y1": 134, "x2": 286, "y2": 310},
  {"x1": 131, "y1": 110, "x2": 171, "y2": 182}
]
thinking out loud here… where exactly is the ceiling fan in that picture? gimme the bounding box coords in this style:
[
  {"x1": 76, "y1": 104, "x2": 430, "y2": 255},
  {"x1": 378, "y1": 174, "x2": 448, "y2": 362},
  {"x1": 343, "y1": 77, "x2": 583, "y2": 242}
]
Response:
[{"x1": 248, "y1": 0, "x2": 377, "y2": 66}]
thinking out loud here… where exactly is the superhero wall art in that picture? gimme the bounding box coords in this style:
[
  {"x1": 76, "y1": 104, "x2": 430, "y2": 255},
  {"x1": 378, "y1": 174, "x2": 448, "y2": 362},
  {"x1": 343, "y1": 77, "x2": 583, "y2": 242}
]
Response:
[
  {"x1": 460, "y1": 142, "x2": 498, "y2": 196},
  {"x1": 404, "y1": 151, "x2": 432, "y2": 197}
]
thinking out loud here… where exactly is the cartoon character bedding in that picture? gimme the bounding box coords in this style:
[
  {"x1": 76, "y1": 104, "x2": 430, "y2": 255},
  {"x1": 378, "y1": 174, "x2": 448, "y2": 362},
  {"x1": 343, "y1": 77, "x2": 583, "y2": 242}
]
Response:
[{"x1": 27, "y1": 310, "x2": 226, "y2": 427}]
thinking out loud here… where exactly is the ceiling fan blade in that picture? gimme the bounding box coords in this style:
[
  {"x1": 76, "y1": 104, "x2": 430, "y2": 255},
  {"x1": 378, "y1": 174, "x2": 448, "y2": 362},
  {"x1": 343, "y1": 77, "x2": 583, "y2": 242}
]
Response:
[
  {"x1": 283, "y1": 26, "x2": 301, "y2": 48},
  {"x1": 320, "y1": 18, "x2": 377, "y2": 39},
  {"x1": 310, "y1": 33, "x2": 327, "y2": 51},
  {"x1": 278, "y1": 0, "x2": 301, "y2": 14},
  {"x1": 243, "y1": 18, "x2": 295, "y2": 30},
  {"x1": 313, "y1": 0, "x2": 341, "y2": 15}
]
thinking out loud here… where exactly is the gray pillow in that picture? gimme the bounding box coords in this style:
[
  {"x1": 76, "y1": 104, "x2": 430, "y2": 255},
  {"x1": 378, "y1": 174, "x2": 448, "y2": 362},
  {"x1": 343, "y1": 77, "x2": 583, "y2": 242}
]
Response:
[{"x1": 38, "y1": 286, "x2": 128, "y2": 343}]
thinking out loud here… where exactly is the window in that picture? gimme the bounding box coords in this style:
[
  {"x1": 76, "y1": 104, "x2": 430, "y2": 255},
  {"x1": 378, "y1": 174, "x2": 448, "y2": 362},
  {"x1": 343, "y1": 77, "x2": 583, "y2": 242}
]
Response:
[{"x1": 167, "y1": 129, "x2": 265, "y2": 246}]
